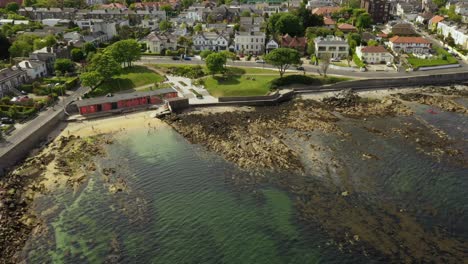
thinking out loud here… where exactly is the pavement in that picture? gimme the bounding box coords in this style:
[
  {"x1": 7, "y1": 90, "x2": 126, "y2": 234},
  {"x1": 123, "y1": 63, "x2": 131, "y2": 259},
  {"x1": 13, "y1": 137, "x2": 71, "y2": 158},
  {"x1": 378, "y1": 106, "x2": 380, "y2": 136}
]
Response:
[
  {"x1": 0, "y1": 86, "x2": 90, "y2": 157},
  {"x1": 165, "y1": 75, "x2": 218, "y2": 104},
  {"x1": 139, "y1": 56, "x2": 468, "y2": 79}
]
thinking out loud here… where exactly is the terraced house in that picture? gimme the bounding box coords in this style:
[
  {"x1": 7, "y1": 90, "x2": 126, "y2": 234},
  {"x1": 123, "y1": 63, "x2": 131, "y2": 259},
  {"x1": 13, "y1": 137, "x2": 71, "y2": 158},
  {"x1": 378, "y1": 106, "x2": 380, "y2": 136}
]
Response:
[
  {"x1": 193, "y1": 32, "x2": 229, "y2": 51},
  {"x1": 234, "y1": 32, "x2": 265, "y2": 55}
]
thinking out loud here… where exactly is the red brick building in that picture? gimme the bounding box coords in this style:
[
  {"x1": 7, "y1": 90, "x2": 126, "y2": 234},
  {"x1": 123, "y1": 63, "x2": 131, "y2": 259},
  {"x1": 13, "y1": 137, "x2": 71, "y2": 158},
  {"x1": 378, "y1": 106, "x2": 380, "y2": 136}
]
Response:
[
  {"x1": 281, "y1": 34, "x2": 307, "y2": 54},
  {"x1": 75, "y1": 89, "x2": 178, "y2": 115},
  {"x1": 0, "y1": 0, "x2": 22, "y2": 8}
]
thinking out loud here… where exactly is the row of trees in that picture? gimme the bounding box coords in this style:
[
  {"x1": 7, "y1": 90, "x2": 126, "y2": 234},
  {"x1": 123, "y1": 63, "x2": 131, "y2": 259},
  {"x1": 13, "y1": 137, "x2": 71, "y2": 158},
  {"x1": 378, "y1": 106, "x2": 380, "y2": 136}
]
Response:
[
  {"x1": 8, "y1": 34, "x2": 57, "y2": 58},
  {"x1": 80, "y1": 39, "x2": 141, "y2": 88}
]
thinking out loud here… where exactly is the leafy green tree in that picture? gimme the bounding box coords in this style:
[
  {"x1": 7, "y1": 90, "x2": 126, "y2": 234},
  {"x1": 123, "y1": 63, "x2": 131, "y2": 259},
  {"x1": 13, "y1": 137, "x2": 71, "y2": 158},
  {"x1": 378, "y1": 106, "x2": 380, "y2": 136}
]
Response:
[
  {"x1": 0, "y1": 32, "x2": 10, "y2": 59},
  {"x1": 432, "y1": 0, "x2": 447, "y2": 7},
  {"x1": 107, "y1": 39, "x2": 141, "y2": 67},
  {"x1": 89, "y1": 53, "x2": 121, "y2": 81},
  {"x1": 347, "y1": 33, "x2": 361, "y2": 50},
  {"x1": 159, "y1": 20, "x2": 172, "y2": 31},
  {"x1": 200, "y1": 50, "x2": 214, "y2": 59},
  {"x1": 54, "y1": 58, "x2": 75, "y2": 74},
  {"x1": 241, "y1": 10, "x2": 251, "y2": 17},
  {"x1": 367, "y1": 39, "x2": 379, "y2": 46},
  {"x1": 205, "y1": 53, "x2": 227, "y2": 76},
  {"x1": 356, "y1": 13, "x2": 372, "y2": 29},
  {"x1": 71, "y1": 48, "x2": 85, "y2": 62},
  {"x1": 335, "y1": 30, "x2": 344, "y2": 37},
  {"x1": 264, "y1": 48, "x2": 301, "y2": 77},
  {"x1": 5, "y1": 2, "x2": 20, "y2": 13},
  {"x1": 80, "y1": 71, "x2": 103, "y2": 89},
  {"x1": 9, "y1": 40, "x2": 32, "y2": 58},
  {"x1": 275, "y1": 13, "x2": 303, "y2": 37},
  {"x1": 194, "y1": 23, "x2": 202, "y2": 32},
  {"x1": 293, "y1": 4, "x2": 324, "y2": 28},
  {"x1": 83, "y1": 42, "x2": 96, "y2": 55},
  {"x1": 307, "y1": 39, "x2": 315, "y2": 55}
]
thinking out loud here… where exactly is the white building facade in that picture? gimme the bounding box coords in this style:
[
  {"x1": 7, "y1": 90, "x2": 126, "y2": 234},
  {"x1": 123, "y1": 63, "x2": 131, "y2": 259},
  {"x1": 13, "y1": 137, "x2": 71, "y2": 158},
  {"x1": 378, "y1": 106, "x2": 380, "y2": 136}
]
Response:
[
  {"x1": 314, "y1": 36, "x2": 349, "y2": 58},
  {"x1": 234, "y1": 32, "x2": 265, "y2": 55}
]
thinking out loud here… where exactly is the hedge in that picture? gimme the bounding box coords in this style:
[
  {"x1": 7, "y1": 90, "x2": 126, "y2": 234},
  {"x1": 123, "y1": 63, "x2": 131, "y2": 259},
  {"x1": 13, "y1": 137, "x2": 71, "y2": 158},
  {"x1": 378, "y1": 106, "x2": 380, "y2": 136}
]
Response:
[
  {"x1": 269, "y1": 75, "x2": 320, "y2": 89},
  {"x1": 353, "y1": 54, "x2": 366, "y2": 68}
]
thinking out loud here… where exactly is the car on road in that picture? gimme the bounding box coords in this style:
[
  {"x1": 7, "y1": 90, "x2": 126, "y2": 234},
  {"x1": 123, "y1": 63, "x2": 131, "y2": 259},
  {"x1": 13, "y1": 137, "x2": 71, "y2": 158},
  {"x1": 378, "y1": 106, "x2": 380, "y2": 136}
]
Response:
[
  {"x1": 1, "y1": 117, "x2": 14, "y2": 124},
  {"x1": 171, "y1": 56, "x2": 181, "y2": 60},
  {"x1": 255, "y1": 59, "x2": 265, "y2": 63},
  {"x1": 330, "y1": 57, "x2": 341, "y2": 62},
  {"x1": 184, "y1": 57, "x2": 192, "y2": 61},
  {"x1": 296, "y1": 66, "x2": 305, "y2": 71}
]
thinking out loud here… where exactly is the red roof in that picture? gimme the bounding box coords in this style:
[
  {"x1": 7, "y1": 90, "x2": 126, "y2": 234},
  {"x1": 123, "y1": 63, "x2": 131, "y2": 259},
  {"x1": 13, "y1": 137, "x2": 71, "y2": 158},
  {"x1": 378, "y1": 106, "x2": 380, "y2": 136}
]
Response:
[
  {"x1": 389, "y1": 36, "x2": 431, "y2": 44},
  {"x1": 324, "y1": 17, "x2": 336, "y2": 25},
  {"x1": 377, "y1": 32, "x2": 388, "y2": 38},
  {"x1": 0, "y1": 0, "x2": 22, "y2": 8},
  {"x1": 429, "y1": 15, "x2": 444, "y2": 24},
  {"x1": 338, "y1": 23, "x2": 356, "y2": 31},
  {"x1": 281, "y1": 34, "x2": 307, "y2": 49},
  {"x1": 312, "y1": 6, "x2": 341, "y2": 16},
  {"x1": 360, "y1": 45, "x2": 389, "y2": 53},
  {"x1": 100, "y1": 3, "x2": 126, "y2": 9}
]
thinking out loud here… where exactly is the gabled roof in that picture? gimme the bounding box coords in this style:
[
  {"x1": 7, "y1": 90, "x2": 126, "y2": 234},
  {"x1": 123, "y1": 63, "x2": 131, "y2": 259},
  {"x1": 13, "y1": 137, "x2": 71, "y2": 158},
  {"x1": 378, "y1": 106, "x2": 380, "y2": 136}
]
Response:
[
  {"x1": 312, "y1": 6, "x2": 341, "y2": 16},
  {"x1": 389, "y1": 36, "x2": 431, "y2": 44},
  {"x1": 429, "y1": 15, "x2": 444, "y2": 24},
  {"x1": 338, "y1": 23, "x2": 356, "y2": 31},
  {"x1": 281, "y1": 34, "x2": 306, "y2": 48},
  {"x1": 360, "y1": 45, "x2": 389, "y2": 53},
  {"x1": 324, "y1": 17, "x2": 336, "y2": 25}
]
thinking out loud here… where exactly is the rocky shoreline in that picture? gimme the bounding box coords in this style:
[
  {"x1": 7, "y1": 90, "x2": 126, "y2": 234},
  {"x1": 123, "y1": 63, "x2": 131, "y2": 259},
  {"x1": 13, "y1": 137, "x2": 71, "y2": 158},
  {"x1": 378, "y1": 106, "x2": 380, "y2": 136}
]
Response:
[
  {"x1": 163, "y1": 87, "x2": 468, "y2": 262},
  {"x1": 0, "y1": 135, "x2": 111, "y2": 264}
]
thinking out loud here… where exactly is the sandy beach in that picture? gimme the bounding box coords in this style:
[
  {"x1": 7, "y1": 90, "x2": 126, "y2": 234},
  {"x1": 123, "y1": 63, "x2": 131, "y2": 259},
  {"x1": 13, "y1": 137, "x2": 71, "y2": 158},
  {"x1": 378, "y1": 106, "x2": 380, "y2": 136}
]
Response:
[{"x1": 61, "y1": 111, "x2": 168, "y2": 137}]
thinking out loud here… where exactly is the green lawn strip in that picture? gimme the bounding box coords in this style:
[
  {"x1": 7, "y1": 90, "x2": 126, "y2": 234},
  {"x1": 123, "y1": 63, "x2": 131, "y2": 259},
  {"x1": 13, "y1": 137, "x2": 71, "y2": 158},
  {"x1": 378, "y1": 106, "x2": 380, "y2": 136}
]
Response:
[
  {"x1": 407, "y1": 47, "x2": 458, "y2": 68},
  {"x1": 205, "y1": 75, "x2": 275, "y2": 97},
  {"x1": 89, "y1": 66, "x2": 164, "y2": 97}
]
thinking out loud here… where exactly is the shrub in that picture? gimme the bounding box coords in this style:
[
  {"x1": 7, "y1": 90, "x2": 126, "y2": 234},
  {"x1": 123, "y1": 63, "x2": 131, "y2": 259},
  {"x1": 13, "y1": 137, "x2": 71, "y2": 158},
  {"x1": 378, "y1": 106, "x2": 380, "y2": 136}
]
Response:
[
  {"x1": 269, "y1": 75, "x2": 320, "y2": 89},
  {"x1": 64, "y1": 77, "x2": 79, "y2": 90},
  {"x1": 20, "y1": 84, "x2": 33, "y2": 93},
  {"x1": 353, "y1": 54, "x2": 366, "y2": 68}
]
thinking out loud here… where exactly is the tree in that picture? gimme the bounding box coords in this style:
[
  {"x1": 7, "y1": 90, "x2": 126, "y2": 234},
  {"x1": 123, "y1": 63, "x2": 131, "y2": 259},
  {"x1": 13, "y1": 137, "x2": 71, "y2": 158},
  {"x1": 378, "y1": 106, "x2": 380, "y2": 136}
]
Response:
[
  {"x1": 241, "y1": 10, "x2": 251, "y2": 17},
  {"x1": 194, "y1": 23, "x2": 202, "y2": 32},
  {"x1": 177, "y1": 36, "x2": 193, "y2": 55},
  {"x1": 54, "y1": 58, "x2": 75, "y2": 74},
  {"x1": 271, "y1": 13, "x2": 304, "y2": 37},
  {"x1": 9, "y1": 40, "x2": 32, "y2": 58},
  {"x1": 71, "y1": 48, "x2": 85, "y2": 62},
  {"x1": 200, "y1": 50, "x2": 214, "y2": 59},
  {"x1": 5, "y1": 2, "x2": 20, "y2": 13},
  {"x1": 80, "y1": 71, "x2": 103, "y2": 89},
  {"x1": 293, "y1": 4, "x2": 324, "y2": 28},
  {"x1": 445, "y1": 33, "x2": 455, "y2": 47},
  {"x1": 367, "y1": 39, "x2": 379, "y2": 46},
  {"x1": 44, "y1": 35, "x2": 57, "y2": 47},
  {"x1": 205, "y1": 53, "x2": 227, "y2": 76},
  {"x1": 159, "y1": 20, "x2": 172, "y2": 31},
  {"x1": 307, "y1": 39, "x2": 315, "y2": 55},
  {"x1": 356, "y1": 13, "x2": 372, "y2": 29},
  {"x1": 83, "y1": 42, "x2": 96, "y2": 55},
  {"x1": 264, "y1": 48, "x2": 301, "y2": 77},
  {"x1": 89, "y1": 53, "x2": 121, "y2": 81},
  {"x1": 319, "y1": 53, "x2": 331, "y2": 77},
  {"x1": 347, "y1": 33, "x2": 361, "y2": 50},
  {"x1": 0, "y1": 32, "x2": 10, "y2": 60},
  {"x1": 334, "y1": 30, "x2": 344, "y2": 37},
  {"x1": 107, "y1": 39, "x2": 141, "y2": 67}
]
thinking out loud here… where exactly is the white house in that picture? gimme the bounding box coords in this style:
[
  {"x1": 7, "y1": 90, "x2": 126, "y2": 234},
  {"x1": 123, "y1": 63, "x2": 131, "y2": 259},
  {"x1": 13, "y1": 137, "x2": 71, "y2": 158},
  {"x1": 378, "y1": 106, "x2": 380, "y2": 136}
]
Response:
[
  {"x1": 234, "y1": 32, "x2": 265, "y2": 55},
  {"x1": 314, "y1": 36, "x2": 349, "y2": 59},
  {"x1": 266, "y1": 39, "x2": 279, "y2": 53},
  {"x1": 18, "y1": 60, "x2": 47, "y2": 80},
  {"x1": 305, "y1": 0, "x2": 334, "y2": 9},
  {"x1": 356, "y1": 45, "x2": 394, "y2": 64},
  {"x1": 455, "y1": 2, "x2": 468, "y2": 15},
  {"x1": 142, "y1": 32, "x2": 178, "y2": 54},
  {"x1": 388, "y1": 36, "x2": 432, "y2": 53},
  {"x1": 76, "y1": 19, "x2": 129, "y2": 39},
  {"x1": 437, "y1": 21, "x2": 468, "y2": 49},
  {"x1": 193, "y1": 32, "x2": 229, "y2": 51}
]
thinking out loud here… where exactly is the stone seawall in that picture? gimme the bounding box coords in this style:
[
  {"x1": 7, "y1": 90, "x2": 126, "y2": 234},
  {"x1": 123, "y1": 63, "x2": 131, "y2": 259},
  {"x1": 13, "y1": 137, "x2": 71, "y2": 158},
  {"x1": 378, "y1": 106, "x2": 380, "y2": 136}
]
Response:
[{"x1": 0, "y1": 111, "x2": 66, "y2": 176}]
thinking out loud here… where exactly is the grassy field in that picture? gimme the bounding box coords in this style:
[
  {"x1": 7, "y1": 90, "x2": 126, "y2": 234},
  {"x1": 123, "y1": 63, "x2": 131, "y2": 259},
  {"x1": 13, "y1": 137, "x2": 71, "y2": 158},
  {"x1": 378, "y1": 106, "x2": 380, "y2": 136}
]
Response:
[
  {"x1": 407, "y1": 48, "x2": 458, "y2": 69},
  {"x1": 204, "y1": 75, "x2": 276, "y2": 97},
  {"x1": 90, "y1": 66, "x2": 164, "y2": 96}
]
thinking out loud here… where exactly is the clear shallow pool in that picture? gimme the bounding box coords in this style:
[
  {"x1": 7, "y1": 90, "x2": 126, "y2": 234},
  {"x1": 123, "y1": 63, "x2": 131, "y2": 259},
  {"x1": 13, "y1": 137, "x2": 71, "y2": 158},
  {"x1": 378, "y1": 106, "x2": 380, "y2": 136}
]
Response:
[{"x1": 19, "y1": 105, "x2": 468, "y2": 263}]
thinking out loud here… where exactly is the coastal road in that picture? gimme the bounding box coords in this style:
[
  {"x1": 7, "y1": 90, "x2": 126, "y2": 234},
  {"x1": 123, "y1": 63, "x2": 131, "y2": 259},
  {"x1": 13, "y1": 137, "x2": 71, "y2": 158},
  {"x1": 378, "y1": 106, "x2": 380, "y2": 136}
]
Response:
[
  {"x1": 139, "y1": 56, "x2": 468, "y2": 79},
  {"x1": 0, "y1": 86, "x2": 90, "y2": 158}
]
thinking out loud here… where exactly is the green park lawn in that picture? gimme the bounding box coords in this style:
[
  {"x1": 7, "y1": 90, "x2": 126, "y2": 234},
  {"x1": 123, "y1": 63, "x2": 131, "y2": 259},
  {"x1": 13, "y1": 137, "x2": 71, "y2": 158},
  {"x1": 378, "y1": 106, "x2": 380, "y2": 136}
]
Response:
[
  {"x1": 407, "y1": 48, "x2": 458, "y2": 69},
  {"x1": 90, "y1": 66, "x2": 164, "y2": 96},
  {"x1": 204, "y1": 75, "x2": 276, "y2": 97}
]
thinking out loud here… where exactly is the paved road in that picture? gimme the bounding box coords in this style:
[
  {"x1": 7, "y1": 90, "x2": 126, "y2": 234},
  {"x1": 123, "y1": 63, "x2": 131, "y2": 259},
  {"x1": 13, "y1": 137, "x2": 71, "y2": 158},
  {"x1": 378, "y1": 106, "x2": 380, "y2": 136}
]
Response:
[
  {"x1": 140, "y1": 56, "x2": 468, "y2": 78},
  {"x1": 0, "y1": 86, "x2": 90, "y2": 157}
]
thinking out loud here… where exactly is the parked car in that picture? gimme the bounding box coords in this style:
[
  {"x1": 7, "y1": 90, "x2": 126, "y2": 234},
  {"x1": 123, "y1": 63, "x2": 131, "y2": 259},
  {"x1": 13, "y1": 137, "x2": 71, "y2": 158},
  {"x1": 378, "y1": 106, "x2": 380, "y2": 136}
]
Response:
[
  {"x1": 330, "y1": 57, "x2": 341, "y2": 62},
  {"x1": 21, "y1": 90, "x2": 28, "y2": 95},
  {"x1": 184, "y1": 57, "x2": 192, "y2": 61},
  {"x1": 296, "y1": 66, "x2": 304, "y2": 71},
  {"x1": 256, "y1": 59, "x2": 265, "y2": 63},
  {"x1": 1, "y1": 117, "x2": 14, "y2": 124},
  {"x1": 171, "y1": 56, "x2": 181, "y2": 60},
  {"x1": 386, "y1": 62, "x2": 393, "y2": 67}
]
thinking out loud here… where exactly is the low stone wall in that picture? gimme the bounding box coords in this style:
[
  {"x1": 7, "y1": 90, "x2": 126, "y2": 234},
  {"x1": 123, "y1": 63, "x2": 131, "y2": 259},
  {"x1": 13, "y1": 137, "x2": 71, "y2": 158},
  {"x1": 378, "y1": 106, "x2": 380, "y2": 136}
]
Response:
[
  {"x1": 0, "y1": 111, "x2": 66, "y2": 176},
  {"x1": 218, "y1": 92, "x2": 280, "y2": 102}
]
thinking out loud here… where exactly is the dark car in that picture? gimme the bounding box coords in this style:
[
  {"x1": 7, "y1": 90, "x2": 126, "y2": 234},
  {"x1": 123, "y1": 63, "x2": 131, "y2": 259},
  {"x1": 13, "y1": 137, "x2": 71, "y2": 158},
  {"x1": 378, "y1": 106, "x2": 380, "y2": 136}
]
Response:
[
  {"x1": 296, "y1": 66, "x2": 305, "y2": 71},
  {"x1": 172, "y1": 56, "x2": 181, "y2": 60},
  {"x1": 184, "y1": 57, "x2": 192, "y2": 61},
  {"x1": 1, "y1": 117, "x2": 14, "y2": 124}
]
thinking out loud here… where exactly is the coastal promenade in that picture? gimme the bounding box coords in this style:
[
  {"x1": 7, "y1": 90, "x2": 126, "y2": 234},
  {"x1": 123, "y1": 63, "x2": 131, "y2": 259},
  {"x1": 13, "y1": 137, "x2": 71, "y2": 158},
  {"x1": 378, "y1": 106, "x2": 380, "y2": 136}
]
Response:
[
  {"x1": 139, "y1": 56, "x2": 468, "y2": 79},
  {"x1": 0, "y1": 86, "x2": 90, "y2": 175}
]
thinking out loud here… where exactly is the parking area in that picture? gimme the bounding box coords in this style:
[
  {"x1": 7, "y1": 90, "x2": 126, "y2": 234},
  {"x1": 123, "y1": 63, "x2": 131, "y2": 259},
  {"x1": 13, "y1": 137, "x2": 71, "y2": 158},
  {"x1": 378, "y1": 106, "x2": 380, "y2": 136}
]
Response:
[{"x1": 366, "y1": 63, "x2": 396, "y2": 72}]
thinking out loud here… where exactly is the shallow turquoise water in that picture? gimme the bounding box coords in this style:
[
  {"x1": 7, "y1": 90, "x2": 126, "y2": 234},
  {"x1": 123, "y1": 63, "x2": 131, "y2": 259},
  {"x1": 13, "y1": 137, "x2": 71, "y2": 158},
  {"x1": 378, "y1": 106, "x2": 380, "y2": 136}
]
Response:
[{"x1": 19, "y1": 105, "x2": 468, "y2": 263}]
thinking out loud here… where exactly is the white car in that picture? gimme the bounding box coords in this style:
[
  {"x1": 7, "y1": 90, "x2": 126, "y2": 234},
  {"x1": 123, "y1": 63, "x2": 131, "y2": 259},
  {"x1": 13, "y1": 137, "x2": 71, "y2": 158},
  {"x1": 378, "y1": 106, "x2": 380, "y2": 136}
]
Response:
[
  {"x1": 256, "y1": 59, "x2": 265, "y2": 63},
  {"x1": 330, "y1": 57, "x2": 341, "y2": 62}
]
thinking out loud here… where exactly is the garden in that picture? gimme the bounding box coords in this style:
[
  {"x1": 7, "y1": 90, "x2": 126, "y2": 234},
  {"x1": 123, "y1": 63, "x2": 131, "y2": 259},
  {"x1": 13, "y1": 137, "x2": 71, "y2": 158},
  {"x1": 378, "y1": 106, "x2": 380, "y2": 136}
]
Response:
[{"x1": 407, "y1": 47, "x2": 458, "y2": 69}]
